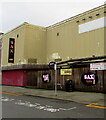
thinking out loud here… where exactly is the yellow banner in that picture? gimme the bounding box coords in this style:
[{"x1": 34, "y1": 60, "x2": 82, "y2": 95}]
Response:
[{"x1": 60, "y1": 69, "x2": 72, "y2": 75}]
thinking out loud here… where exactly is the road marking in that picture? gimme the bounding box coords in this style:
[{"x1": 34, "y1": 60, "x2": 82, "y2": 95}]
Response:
[
  {"x1": 85, "y1": 103, "x2": 106, "y2": 109},
  {"x1": 0, "y1": 91, "x2": 21, "y2": 96},
  {"x1": 0, "y1": 96, "x2": 15, "y2": 102},
  {"x1": 15, "y1": 100, "x2": 77, "y2": 112},
  {"x1": 0, "y1": 96, "x2": 77, "y2": 113}
]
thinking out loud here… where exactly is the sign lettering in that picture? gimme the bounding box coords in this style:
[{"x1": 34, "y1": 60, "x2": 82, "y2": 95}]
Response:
[
  {"x1": 8, "y1": 38, "x2": 15, "y2": 63},
  {"x1": 81, "y1": 73, "x2": 98, "y2": 86},
  {"x1": 90, "y1": 63, "x2": 106, "y2": 70}
]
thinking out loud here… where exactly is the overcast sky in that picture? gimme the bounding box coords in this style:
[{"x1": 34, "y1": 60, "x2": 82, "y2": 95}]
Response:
[{"x1": 0, "y1": 0, "x2": 106, "y2": 33}]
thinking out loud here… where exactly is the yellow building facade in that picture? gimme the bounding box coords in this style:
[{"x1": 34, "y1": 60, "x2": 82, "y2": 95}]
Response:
[
  {"x1": 2, "y1": 23, "x2": 47, "y2": 65},
  {"x1": 46, "y1": 5, "x2": 106, "y2": 62},
  {"x1": 1, "y1": 5, "x2": 106, "y2": 66}
]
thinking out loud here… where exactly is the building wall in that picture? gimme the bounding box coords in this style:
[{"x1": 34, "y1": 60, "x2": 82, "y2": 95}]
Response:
[
  {"x1": 46, "y1": 5, "x2": 105, "y2": 63},
  {"x1": 2, "y1": 65, "x2": 105, "y2": 92},
  {"x1": 1, "y1": 5, "x2": 106, "y2": 92},
  {"x1": 2, "y1": 70, "x2": 26, "y2": 86},
  {"x1": 24, "y1": 23, "x2": 47, "y2": 64},
  {"x1": 1, "y1": 23, "x2": 26, "y2": 66},
  {"x1": 1, "y1": 23, "x2": 47, "y2": 65},
  {"x1": 105, "y1": 27, "x2": 106, "y2": 55},
  {"x1": 1, "y1": 5, "x2": 106, "y2": 66},
  {"x1": 0, "y1": 33, "x2": 3, "y2": 65}
]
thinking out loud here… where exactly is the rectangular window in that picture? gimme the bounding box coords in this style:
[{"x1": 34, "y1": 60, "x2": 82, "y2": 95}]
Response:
[{"x1": 8, "y1": 38, "x2": 15, "y2": 63}]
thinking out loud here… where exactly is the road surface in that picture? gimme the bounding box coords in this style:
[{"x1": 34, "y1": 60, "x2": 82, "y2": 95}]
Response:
[{"x1": 1, "y1": 92, "x2": 105, "y2": 119}]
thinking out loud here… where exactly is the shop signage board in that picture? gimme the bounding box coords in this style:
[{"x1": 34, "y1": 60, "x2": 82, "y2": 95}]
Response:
[
  {"x1": 8, "y1": 38, "x2": 15, "y2": 63},
  {"x1": 90, "y1": 62, "x2": 106, "y2": 70},
  {"x1": 42, "y1": 73, "x2": 51, "y2": 83},
  {"x1": 81, "y1": 73, "x2": 98, "y2": 86},
  {"x1": 60, "y1": 69, "x2": 72, "y2": 75}
]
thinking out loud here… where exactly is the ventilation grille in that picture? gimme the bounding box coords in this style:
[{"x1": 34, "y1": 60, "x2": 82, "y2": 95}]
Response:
[{"x1": 28, "y1": 58, "x2": 37, "y2": 64}]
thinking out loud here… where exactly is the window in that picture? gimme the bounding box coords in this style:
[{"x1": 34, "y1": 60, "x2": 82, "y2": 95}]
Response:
[
  {"x1": 57, "y1": 33, "x2": 59, "y2": 36},
  {"x1": 17, "y1": 34, "x2": 19, "y2": 38}
]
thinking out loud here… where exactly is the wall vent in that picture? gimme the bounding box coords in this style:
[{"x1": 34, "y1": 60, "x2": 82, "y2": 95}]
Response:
[{"x1": 28, "y1": 58, "x2": 37, "y2": 64}]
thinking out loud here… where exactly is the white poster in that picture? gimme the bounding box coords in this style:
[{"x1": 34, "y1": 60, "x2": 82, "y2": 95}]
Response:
[
  {"x1": 79, "y1": 17, "x2": 106, "y2": 34},
  {"x1": 90, "y1": 62, "x2": 106, "y2": 70}
]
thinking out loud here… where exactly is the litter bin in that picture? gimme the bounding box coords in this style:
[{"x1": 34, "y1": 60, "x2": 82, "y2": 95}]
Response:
[{"x1": 65, "y1": 79, "x2": 73, "y2": 92}]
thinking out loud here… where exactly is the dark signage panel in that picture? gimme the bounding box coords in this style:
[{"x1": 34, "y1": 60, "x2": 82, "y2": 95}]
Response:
[
  {"x1": 8, "y1": 38, "x2": 15, "y2": 63},
  {"x1": 42, "y1": 73, "x2": 51, "y2": 83},
  {"x1": 49, "y1": 61, "x2": 56, "y2": 69},
  {"x1": 81, "y1": 73, "x2": 98, "y2": 86}
]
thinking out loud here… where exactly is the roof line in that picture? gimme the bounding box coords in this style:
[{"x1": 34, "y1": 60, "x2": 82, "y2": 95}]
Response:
[
  {"x1": 3, "y1": 4, "x2": 106, "y2": 34},
  {"x1": 4, "y1": 22, "x2": 46, "y2": 35},
  {"x1": 3, "y1": 22, "x2": 27, "y2": 35},
  {"x1": 46, "y1": 4, "x2": 105, "y2": 29}
]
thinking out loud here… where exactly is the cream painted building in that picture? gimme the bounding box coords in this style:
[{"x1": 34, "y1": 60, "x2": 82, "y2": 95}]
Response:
[
  {"x1": 1, "y1": 5, "x2": 106, "y2": 66},
  {"x1": 46, "y1": 5, "x2": 106, "y2": 63},
  {"x1": 2, "y1": 23, "x2": 47, "y2": 65}
]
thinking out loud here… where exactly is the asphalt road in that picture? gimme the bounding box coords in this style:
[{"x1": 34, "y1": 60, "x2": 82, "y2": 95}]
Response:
[{"x1": 1, "y1": 93, "x2": 105, "y2": 119}]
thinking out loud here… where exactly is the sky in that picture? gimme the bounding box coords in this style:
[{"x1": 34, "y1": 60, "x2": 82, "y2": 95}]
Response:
[{"x1": 0, "y1": 0, "x2": 106, "y2": 33}]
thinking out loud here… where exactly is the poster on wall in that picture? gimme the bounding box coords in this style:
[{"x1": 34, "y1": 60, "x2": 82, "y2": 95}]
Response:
[
  {"x1": 60, "y1": 69, "x2": 72, "y2": 75},
  {"x1": 8, "y1": 38, "x2": 15, "y2": 63},
  {"x1": 42, "y1": 73, "x2": 51, "y2": 83},
  {"x1": 90, "y1": 62, "x2": 106, "y2": 70},
  {"x1": 81, "y1": 73, "x2": 98, "y2": 86}
]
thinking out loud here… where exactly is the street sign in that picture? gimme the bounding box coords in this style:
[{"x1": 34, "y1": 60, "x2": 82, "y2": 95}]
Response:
[
  {"x1": 49, "y1": 62, "x2": 56, "y2": 68},
  {"x1": 60, "y1": 69, "x2": 72, "y2": 75},
  {"x1": 90, "y1": 62, "x2": 106, "y2": 70}
]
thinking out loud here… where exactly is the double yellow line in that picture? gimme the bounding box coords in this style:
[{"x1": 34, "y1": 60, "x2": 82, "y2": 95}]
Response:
[
  {"x1": 85, "y1": 103, "x2": 106, "y2": 109},
  {"x1": 0, "y1": 91, "x2": 21, "y2": 96}
]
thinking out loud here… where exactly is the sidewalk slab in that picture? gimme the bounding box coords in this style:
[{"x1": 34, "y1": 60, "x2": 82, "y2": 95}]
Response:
[{"x1": 1, "y1": 85, "x2": 106, "y2": 106}]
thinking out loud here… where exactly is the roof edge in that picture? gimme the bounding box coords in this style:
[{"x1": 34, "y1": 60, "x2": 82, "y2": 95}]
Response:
[
  {"x1": 46, "y1": 4, "x2": 106, "y2": 29},
  {"x1": 4, "y1": 22, "x2": 46, "y2": 35},
  {"x1": 3, "y1": 4, "x2": 106, "y2": 34}
]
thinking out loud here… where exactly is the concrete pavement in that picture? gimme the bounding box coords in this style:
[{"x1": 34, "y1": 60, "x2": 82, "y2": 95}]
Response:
[{"x1": 1, "y1": 85, "x2": 106, "y2": 107}]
